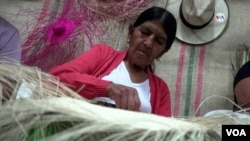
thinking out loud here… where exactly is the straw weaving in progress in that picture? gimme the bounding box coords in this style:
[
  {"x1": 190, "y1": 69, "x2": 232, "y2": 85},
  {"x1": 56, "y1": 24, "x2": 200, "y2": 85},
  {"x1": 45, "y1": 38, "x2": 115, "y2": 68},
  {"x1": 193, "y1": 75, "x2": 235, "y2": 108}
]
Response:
[
  {"x1": 1, "y1": 0, "x2": 250, "y2": 140},
  {"x1": 0, "y1": 63, "x2": 249, "y2": 141}
]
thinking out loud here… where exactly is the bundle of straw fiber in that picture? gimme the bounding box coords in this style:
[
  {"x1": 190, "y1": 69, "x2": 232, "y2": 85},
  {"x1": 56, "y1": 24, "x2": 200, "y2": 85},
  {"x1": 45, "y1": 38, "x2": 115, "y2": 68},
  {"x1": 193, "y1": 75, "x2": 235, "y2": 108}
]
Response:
[
  {"x1": 80, "y1": 0, "x2": 155, "y2": 21},
  {"x1": 0, "y1": 60, "x2": 83, "y2": 102},
  {"x1": 0, "y1": 61, "x2": 248, "y2": 141},
  {"x1": 180, "y1": 109, "x2": 250, "y2": 137},
  {"x1": 0, "y1": 97, "x2": 223, "y2": 141}
]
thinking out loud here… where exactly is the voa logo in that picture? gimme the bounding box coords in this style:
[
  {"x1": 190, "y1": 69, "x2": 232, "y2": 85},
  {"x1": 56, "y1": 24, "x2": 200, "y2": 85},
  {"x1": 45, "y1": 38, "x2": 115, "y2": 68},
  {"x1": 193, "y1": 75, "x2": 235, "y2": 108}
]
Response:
[
  {"x1": 215, "y1": 13, "x2": 225, "y2": 23},
  {"x1": 226, "y1": 129, "x2": 246, "y2": 136}
]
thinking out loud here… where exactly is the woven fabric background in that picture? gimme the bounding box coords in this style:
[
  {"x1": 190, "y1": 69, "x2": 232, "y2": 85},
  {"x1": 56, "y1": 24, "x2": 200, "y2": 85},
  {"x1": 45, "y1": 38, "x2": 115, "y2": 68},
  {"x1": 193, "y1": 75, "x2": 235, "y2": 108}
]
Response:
[{"x1": 0, "y1": 0, "x2": 249, "y2": 117}]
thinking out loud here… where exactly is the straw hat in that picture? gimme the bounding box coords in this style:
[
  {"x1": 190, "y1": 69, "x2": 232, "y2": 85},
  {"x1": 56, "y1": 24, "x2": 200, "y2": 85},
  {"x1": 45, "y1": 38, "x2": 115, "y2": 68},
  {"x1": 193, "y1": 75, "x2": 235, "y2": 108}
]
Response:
[{"x1": 168, "y1": 0, "x2": 229, "y2": 45}]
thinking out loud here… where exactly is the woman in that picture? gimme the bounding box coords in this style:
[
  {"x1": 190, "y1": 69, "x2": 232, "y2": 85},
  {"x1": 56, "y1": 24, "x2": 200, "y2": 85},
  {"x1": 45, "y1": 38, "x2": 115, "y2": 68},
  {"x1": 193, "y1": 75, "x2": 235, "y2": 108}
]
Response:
[
  {"x1": 204, "y1": 61, "x2": 250, "y2": 118},
  {"x1": 233, "y1": 61, "x2": 250, "y2": 111},
  {"x1": 0, "y1": 16, "x2": 22, "y2": 100},
  {"x1": 50, "y1": 6, "x2": 177, "y2": 117},
  {"x1": 0, "y1": 16, "x2": 21, "y2": 63}
]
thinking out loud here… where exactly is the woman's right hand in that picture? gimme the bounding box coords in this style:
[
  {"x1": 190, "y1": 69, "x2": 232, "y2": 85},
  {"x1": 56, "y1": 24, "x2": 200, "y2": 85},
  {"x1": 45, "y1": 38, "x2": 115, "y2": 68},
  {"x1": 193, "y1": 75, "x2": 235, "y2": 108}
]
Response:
[{"x1": 107, "y1": 83, "x2": 141, "y2": 111}]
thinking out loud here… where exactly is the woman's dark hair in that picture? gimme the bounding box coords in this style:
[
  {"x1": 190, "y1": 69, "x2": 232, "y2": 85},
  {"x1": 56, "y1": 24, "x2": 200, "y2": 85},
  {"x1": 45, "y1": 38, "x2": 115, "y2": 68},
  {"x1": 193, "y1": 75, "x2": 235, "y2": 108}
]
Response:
[{"x1": 132, "y1": 6, "x2": 177, "y2": 52}]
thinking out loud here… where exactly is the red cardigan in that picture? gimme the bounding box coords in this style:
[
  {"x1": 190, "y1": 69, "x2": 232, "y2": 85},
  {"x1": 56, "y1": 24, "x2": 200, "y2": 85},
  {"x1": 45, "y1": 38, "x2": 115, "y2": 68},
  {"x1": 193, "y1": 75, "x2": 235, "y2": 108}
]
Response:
[{"x1": 50, "y1": 44, "x2": 171, "y2": 117}]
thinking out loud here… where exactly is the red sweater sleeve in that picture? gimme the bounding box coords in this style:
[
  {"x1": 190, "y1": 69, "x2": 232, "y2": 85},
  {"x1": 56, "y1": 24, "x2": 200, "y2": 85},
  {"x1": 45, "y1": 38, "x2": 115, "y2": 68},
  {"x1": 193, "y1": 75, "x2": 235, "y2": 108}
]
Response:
[
  {"x1": 149, "y1": 72, "x2": 171, "y2": 117},
  {"x1": 158, "y1": 84, "x2": 171, "y2": 117},
  {"x1": 49, "y1": 45, "x2": 112, "y2": 99}
]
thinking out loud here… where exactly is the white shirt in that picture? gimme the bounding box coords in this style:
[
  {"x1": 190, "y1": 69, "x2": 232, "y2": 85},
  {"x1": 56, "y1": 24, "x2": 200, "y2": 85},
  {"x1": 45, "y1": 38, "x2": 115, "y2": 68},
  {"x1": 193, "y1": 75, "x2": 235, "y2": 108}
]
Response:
[
  {"x1": 93, "y1": 61, "x2": 152, "y2": 113},
  {"x1": 204, "y1": 109, "x2": 250, "y2": 119}
]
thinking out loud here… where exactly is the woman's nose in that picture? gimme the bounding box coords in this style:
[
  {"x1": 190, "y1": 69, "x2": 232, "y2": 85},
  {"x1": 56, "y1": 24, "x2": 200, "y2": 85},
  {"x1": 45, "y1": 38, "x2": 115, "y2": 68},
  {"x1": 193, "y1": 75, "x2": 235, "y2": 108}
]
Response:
[{"x1": 144, "y1": 36, "x2": 153, "y2": 48}]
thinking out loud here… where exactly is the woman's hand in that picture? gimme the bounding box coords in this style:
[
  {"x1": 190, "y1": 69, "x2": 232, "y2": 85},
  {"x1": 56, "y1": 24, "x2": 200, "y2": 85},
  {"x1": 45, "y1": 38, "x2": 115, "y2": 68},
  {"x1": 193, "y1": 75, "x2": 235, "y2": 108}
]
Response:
[{"x1": 107, "y1": 83, "x2": 140, "y2": 111}]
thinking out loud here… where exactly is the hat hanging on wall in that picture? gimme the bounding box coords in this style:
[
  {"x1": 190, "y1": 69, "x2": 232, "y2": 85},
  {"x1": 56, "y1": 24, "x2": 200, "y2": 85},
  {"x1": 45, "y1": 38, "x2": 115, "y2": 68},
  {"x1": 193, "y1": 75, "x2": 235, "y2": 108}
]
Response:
[{"x1": 168, "y1": 0, "x2": 229, "y2": 45}]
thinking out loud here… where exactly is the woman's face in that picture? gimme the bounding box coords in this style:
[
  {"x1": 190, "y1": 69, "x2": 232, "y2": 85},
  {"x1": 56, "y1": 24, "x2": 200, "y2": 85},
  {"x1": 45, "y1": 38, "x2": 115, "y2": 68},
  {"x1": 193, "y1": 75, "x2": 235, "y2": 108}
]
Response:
[
  {"x1": 234, "y1": 77, "x2": 250, "y2": 108},
  {"x1": 127, "y1": 20, "x2": 167, "y2": 69}
]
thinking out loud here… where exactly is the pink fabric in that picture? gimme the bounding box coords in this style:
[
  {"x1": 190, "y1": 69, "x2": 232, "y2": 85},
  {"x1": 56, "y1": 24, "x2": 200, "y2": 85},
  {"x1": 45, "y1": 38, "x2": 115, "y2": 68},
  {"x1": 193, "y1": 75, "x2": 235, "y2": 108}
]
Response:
[
  {"x1": 194, "y1": 46, "x2": 206, "y2": 116},
  {"x1": 173, "y1": 43, "x2": 186, "y2": 116},
  {"x1": 50, "y1": 44, "x2": 171, "y2": 117}
]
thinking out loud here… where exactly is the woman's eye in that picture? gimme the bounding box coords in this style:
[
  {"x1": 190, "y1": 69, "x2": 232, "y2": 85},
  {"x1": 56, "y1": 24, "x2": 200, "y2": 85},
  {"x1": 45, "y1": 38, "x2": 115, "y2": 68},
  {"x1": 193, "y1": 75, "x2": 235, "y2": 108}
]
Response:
[
  {"x1": 156, "y1": 39, "x2": 165, "y2": 45},
  {"x1": 157, "y1": 40, "x2": 163, "y2": 44},
  {"x1": 140, "y1": 28, "x2": 150, "y2": 35},
  {"x1": 141, "y1": 30, "x2": 149, "y2": 35}
]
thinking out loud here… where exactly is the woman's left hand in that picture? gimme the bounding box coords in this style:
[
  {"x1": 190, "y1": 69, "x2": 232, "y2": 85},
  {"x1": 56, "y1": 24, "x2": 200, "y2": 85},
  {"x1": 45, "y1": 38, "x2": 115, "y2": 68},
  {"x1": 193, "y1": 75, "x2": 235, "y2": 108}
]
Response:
[{"x1": 107, "y1": 83, "x2": 141, "y2": 111}]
